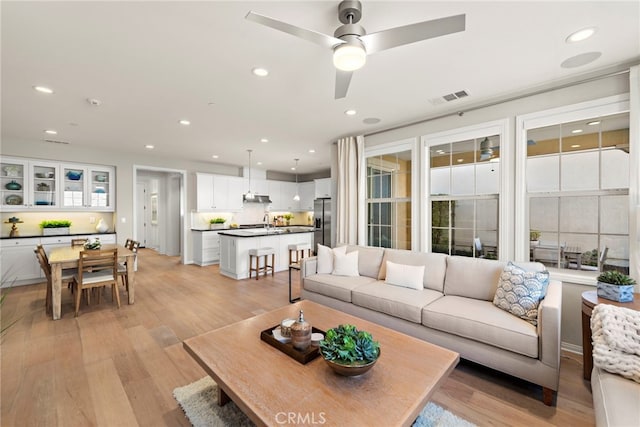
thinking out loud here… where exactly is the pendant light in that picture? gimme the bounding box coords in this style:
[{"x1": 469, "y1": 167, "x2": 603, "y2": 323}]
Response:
[
  {"x1": 245, "y1": 149, "x2": 255, "y2": 200},
  {"x1": 293, "y1": 158, "x2": 300, "y2": 201}
]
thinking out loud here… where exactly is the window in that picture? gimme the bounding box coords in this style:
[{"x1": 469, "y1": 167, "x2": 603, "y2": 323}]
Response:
[
  {"x1": 365, "y1": 150, "x2": 412, "y2": 249},
  {"x1": 526, "y1": 112, "x2": 630, "y2": 273},
  {"x1": 429, "y1": 136, "x2": 500, "y2": 258}
]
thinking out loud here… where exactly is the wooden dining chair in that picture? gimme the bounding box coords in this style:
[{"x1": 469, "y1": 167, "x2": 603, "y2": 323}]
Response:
[
  {"x1": 34, "y1": 245, "x2": 76, "y2": 316},
  {"x1": 73, "y1": 248, "x2": 120, "y2": 317},
  {"x1": 118, "y1": 240, "x2": 140, "y2": 292}
]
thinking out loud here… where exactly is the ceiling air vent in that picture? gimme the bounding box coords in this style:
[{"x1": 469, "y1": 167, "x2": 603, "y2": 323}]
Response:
[
  {"x1": 44, "y1": 139, "x2": 70, "y2": 145},
  {"x1": 430, "y1": 90, "x2": 469, "y2": 105}
]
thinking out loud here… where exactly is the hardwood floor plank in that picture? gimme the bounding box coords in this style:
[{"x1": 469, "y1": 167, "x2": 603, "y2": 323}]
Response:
[{"x1": 0, "y1": 249, "x2": 597, "y2": 426}]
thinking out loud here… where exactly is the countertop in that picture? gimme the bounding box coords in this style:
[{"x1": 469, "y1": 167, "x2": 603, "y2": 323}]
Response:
[
  {"x1": 217, "y1": 227, "x2": 314, "y2": 238},
  {"x1": 1, "y1": 232, "x2": 116, "y2": 240}
]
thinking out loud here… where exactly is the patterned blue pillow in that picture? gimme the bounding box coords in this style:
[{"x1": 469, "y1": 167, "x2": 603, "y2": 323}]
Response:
[{"x1": 493, "y1": 261, "x2": 550, "y2": 325}]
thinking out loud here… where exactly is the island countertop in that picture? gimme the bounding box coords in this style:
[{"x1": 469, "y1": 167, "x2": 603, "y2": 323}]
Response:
[{"x1": 218, "y1": 227, "x2": 313, "y2": 238}]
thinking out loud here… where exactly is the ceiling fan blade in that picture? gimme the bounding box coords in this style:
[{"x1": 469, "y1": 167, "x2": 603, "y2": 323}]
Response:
[
  {"x1": 360, "y1": 14, "x2": 465, "y2": 54},
  {"x1": 246, "y1": 11, "x2": 345, "y2": 49},
  {"x1": 335, "y1": 70, "x2": 353, "y2": 99}
]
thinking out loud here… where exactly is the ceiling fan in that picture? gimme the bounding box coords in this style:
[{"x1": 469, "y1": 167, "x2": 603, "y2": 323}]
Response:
[{"x1": 246, "y1": 0, "x2": 465, "y2": 99}]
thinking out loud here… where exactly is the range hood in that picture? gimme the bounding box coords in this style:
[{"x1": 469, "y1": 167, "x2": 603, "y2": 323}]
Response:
[{"x1": 243, "y1": 194, "x2": 272, "y2": 204}]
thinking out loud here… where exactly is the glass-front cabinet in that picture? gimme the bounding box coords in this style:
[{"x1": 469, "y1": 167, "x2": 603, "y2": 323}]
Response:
[
  {"x1": 62, "y1": 164, "x2": 114, "y2": 210},
  {"x1": 1, "y1": 157, "x2": 28, "y2": 209},
  {"x1": 31, "y1": 161, "x2": 59, "y2": 208}
]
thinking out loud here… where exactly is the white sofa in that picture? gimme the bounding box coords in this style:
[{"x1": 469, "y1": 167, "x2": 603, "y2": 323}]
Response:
[
  {"x1": 591, "y1": 366, "x2": 640, "y2": 426},
  {"x1": 301, "y1": 245, "x2": 562, "y2": 405}
]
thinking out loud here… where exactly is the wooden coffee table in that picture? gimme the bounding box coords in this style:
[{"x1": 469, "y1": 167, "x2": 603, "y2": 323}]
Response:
[{"x1": 184, "y1": 300, "x2": 459, "y2": 427}]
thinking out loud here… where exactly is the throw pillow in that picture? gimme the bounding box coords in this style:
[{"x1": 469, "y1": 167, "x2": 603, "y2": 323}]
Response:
[
  {"x1": 385, "y1": 261, "x2": 425, "y2": 290},
  {"x1": 316, "y1": 244, "x2": 347, "y2": 274},
  {"x1": 493, "y1": 261, "x2": 550, "y2": 325},
  {"x1": 332, "y1": 251, "x2": 359, "y2": 277}
]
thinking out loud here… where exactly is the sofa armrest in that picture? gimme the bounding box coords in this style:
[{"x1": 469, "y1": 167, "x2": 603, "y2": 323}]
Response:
[
  {"x1": 301, "y1": 256, "x2": 317, "y2": 278},
  {"x1": 538, "y1": 279, "x2": 562, "y2": 370}
]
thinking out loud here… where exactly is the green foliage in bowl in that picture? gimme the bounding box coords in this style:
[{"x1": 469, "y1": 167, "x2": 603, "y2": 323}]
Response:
[
  {"x1": 319, "y1": 324, "x2": 380, "y2": 364},
  {"x1": 39, "y1": 220, "x2": 72, "y2": 228},
  {"x1": 597, "y1": 270, "x2": 636, "y2": 286},
  {"x1": 209, "y1": 218, "x2": 226, "y2": 224}
]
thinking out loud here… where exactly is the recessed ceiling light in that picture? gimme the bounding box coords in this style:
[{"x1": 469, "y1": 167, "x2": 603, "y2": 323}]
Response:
[
  {"x1": 179, "y1": 119, "x2": 191, "y2": 126},
  {"x1": 256, "y1": 161, "x2": 263, "y2": 166},
  {"x1": 566, "y1": 27, "x2": 597, "y2": 43},
  {"x1": 44, "y1": 129, "x2": 57, "y2": 135},
  {"x1": 571, "y1": 144, "x2": 581, "y2": 148},
  {"x1": 260, "y1": 138, "x2": 269, "y2": 143},
  {"x1": 212, "y1": 155, "x2": 219, "y2": 159},
  {"x1": 571, "y1": 129, "x2": 583, "y2": 134},
  {"x1": 587, "y1": 120, "x2": 601, "y2": 126},
  {"x1": 291, "y1": 167, "x2": 296, "y2": 171},
  {"x1": 33, "y1": 85, "x2": 54, "y2": 94},
  {"x1": 145, "y1": 144, "x2": 154, "y2": 149},
  {"x1": 308, "y1": 149, "x2": 316, "y2": 153},
  {"x1": 345, "y1": 109, "x2": 357, "y2": 116},
  {"x1": 252, "y1": 67, "x2": 269, "y2": 77}
]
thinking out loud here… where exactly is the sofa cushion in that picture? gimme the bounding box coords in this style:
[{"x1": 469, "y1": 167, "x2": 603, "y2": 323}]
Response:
[
  {"x1": 385, "y1": 261, "x2": 424, "y2": 290},
  {"x1": 422, "y1": 295, "x2": 539, "y2": 358},
  {"x1": 303, "y1": 274, "x2": 377, "y2": 303},
  {"x1": 444, "y1": 256, "x2": 507, "y2": 301},
  {"x1": 592, "y1": 366, "x2": 640, "y2": 427},
  {"x1": 345, "y1": 245, "x2": 385, "y2": 279},
  {"x1": 317, "y1": 244, "x2": 347, "y2": 274},
  {"x1": 332, "y1": 251, "x2": 359, "y2": 277},
  {"x1": 493, "y1": 262, "x2": 550, "y2": 326},
  {"x1": 353, "y1": 282, "x2": 443, "y2": 324},
  {"x1": 378, "y1": 249, "x2": 448, "y2": 292}
]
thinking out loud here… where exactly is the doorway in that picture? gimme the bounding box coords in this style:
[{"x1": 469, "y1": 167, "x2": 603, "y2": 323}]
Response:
[{"x1": 133, "y1": 166, "x2": 187, "y2": 261}]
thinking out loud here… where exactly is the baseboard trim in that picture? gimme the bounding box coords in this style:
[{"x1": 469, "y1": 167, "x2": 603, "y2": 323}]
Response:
[{"x1": 561, "y1": 341, "x2": 583, "y2": 355}]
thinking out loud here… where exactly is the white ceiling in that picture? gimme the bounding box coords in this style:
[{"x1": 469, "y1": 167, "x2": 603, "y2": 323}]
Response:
[{"x1": 2, "y1": 1, "x2": 639, "y2": 176}]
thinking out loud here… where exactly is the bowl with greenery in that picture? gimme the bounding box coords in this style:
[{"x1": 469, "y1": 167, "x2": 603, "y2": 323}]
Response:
[
  {"x1": 40, "y1": 220, "x2": 72, "y2": 236},
  {"x1": 597, "y1": 270, "x2": 636, "y2": 302},
  {"x1": 209, "y1": 218, "x2": 226, "y2": 229},
  {"x1": 283, "y1": 213, "x2": 294, "y2": 226},
  {"x1": 319, "y1": 324, "x2": 380, "y2": 376}
]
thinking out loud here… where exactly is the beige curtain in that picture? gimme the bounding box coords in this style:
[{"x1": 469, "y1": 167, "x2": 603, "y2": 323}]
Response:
[{"x1": 336, "y1": 135, "x2": 364, "y2": 245}]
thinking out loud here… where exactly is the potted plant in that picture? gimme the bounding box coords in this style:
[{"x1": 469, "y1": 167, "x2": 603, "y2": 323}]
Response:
[
  {"x1": 39, "y1": 220, "x2": 72, "y2": 236},
  {"x1": 283, "y1": 213, "x2": 294, "y2": 226},
  {"x1": 530, "y1": 230, "x2": 541, "y2": 247},
  {"x1": 596, "y1": 270, "x2": 636, "y2": 302},
  {"x1": 319, "y1": 324, "x2": 380, "y2": 376},
  {"x1": 209, "y1": 217, "x2": 226, "y2": 229}
]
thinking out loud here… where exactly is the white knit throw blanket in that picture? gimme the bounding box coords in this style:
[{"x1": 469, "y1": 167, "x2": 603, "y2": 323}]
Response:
[{"x1": 591, "y1": 303, "x2": 640, "y2": 383}]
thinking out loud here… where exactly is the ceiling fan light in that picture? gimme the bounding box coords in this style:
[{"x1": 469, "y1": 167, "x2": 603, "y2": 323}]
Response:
[{"x1": 333, "y1": 44, "x2": 366, "y2": 71}]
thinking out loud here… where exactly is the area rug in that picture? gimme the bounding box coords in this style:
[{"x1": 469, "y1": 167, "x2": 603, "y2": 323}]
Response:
[{"x1": 173, "y1": 376, "x2": 475, "y2": 427}]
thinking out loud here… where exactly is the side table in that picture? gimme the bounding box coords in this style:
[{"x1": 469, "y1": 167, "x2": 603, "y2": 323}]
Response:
[{"x1": 581, "y1": 290, "x2": 640, "y2": 380}]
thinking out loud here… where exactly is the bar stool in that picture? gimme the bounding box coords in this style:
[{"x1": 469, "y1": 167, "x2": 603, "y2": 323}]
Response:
[
  {"x1": 248, "y1": 247, "x2": 275, "y2": 280},
  {"x1": 288, "y1": 243, "x2": 311, "y2": 303}
]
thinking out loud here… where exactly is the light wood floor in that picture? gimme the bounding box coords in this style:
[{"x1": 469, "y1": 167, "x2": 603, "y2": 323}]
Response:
[{"x1": 1, "y1": 249, "x2": 595, "y2": 426}]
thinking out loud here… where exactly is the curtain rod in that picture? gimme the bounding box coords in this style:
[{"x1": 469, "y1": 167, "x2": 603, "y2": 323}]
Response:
[{"x1": 364, "y1": 65, "x2": 634, "y2": 138}]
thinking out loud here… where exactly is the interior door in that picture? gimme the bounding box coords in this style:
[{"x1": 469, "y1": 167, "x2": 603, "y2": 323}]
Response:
[{"x1": 136, "y1": 182, "x2": 147, "y2": 247}]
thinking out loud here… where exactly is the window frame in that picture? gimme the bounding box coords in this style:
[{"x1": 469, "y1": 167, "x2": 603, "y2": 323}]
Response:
[
  {"x1": 515, "y1": 94, "x2": 632, "y2": 285},
  {"x1": 421, "y1": 119, "x2": 511, "y2": 257},
  {"x1": 360, "y1": 138, "x2": 419, "y2": 249}
]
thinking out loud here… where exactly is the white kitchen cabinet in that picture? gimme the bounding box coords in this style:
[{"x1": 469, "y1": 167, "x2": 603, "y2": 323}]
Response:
[
  {"x1": 219, "y1": 235, "x2": 236, "y2": 274},
  {"x1": 252, "y1": 178, "x2": 268, "y2": 196},
  {"x1": 267, "y1": 180, "x2": 299, "y2": 211},
  {"x1": 61, "y1": 164, "x2": 115, "y2": 211},
  {"x1": 267, "y1": 180, "x2": 283, "y2": 210},
  {"x1": 196, "y1": 173, "x2": 243, "y2": 211},
  {"x1": 0, "y1": 238, "x2": 42, "y2": 284},
  {"x1": 298, "y1": 182, "x2": 315, "y2": 211},
  {"x1": 192, "y1": 230, "x2": 221, "y2": 266},
  {"x1": 314, "y1": 178, "x2": 332, "y2": 199}
]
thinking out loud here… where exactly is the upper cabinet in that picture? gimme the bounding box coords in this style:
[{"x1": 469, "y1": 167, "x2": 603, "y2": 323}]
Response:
[
  {"x1": 0, "y1": 156, "x2": 115, "y2": 212},
  {"x1": 61, "y1": 164, "x2": 115, "y2": 211},
  {"x1": 314, "y1": 178, "x2": 332, "y2": 199},
  {"x1": 196, "y1": 173, "x2": 243, "y2": 211},
  {"x1": 298, "y1": 181, "x2": 315, "y2": 211}
]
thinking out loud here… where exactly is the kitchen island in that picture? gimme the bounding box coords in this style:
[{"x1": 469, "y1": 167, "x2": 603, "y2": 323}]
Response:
[{"x1": 218, "y1": 227, "x2": 314, "y2": 280}]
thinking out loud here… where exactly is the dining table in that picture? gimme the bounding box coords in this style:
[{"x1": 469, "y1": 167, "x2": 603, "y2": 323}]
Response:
[{"x1": 48, "y1": 243, "x2": 135, "y2": 320}]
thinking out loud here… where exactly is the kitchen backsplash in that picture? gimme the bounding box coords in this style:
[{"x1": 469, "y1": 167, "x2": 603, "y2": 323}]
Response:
[
  {"x1": 191, "y1": 203, "x2": 313, "y2": 229},
  {"x1": 1, "y1": 212, "x2": 116, "y2": 237}
]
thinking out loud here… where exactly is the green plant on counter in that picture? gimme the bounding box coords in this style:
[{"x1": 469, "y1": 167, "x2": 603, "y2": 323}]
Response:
[
  {"x1": 319, "y1": 324, "x2": 380, "y2": 364},
  {"x1": 597, "y1": 270, "x2": 636, "y2": 286},
  {"x1": 39, "y1": 220, "x2": 72, "y2": 228},
  {"x1": 209, "y1": 218, "x2": 226, "y2": 224},
  {"x1": 283, "y1": 213, "x2": 294, "y2": 221}
]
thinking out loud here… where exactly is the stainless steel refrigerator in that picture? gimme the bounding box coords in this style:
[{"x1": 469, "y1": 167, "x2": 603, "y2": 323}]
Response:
[{"x1": 314, "y1": 198, "x2": 331, "y2": 250}]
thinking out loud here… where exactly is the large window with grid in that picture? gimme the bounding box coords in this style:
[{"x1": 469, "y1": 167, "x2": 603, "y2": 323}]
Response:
[
  {"x1": 365, "y1": 150, "x2": 412, "y2": 249},
  {"x1": 429, "y1": 135, "x2": 501, "y2": 258},
  {"x1": 526, "y1": 111, "x2": 630, "y2": 273}
]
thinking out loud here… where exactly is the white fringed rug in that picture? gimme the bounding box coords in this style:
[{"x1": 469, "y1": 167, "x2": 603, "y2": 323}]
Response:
[{"x1": 174, "y1": 376, "x2": 475, "y2": 427}]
